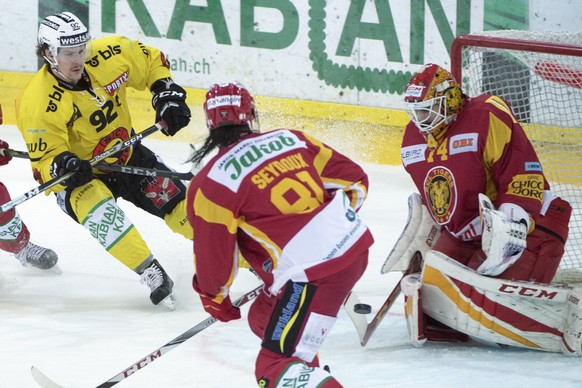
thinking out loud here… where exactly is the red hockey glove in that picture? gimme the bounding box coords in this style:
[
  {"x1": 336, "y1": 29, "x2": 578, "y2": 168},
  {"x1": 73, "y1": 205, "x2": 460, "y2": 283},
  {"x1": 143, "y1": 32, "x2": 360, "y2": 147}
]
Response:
[
  {"x1": 0, "y1": 140, "x2": 13, "y2": 166},
  {"x1": 193, "y1": 275, "x2": 241, "y2": 322},
  {"x1": 199, "y1": 294, "x2": 241, "y2": 322}
]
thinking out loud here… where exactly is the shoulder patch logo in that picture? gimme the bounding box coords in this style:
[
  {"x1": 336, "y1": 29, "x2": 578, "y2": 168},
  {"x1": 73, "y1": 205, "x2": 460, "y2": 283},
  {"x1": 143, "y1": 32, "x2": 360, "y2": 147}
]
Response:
[
  {"x1": 104, "y1": 72, "x2": 129, "y2": 95},
  {"x1": 401, "y1": 144, "x2": 426, "y2": 166},
  {"x1": 449, "y1": 133, "x2": 478, "y2": 155},
  {"x1": 507, "y1": 174, "x2": 544, "y2": 202},
  {"x1": 525, "y1": 162, "x2": 542, "y2": 172}
]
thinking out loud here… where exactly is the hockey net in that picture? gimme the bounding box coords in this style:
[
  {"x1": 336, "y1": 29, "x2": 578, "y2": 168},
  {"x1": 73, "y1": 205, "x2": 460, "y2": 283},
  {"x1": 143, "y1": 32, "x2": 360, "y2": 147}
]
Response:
[{"x1": 451, "y1": 31, "x2": 582, "y2": 272}]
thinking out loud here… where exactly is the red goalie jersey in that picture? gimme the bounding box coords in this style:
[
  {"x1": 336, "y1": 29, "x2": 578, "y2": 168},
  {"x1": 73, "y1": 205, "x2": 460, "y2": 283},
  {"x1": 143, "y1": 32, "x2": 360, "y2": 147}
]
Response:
[
  {"x1": 187, "y1": 129, "x2": 374, "y2": 300},
  {"x1": 402, "y1": 94, "x2": 550, "y2": 241}
]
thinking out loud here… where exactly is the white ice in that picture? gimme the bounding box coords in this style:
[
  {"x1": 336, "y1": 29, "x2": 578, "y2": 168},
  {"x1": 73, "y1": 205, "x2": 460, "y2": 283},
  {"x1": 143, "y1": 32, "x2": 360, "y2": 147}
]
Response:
[{"x1": 0, "y1": 126, "x2": 580, "y2": 388}]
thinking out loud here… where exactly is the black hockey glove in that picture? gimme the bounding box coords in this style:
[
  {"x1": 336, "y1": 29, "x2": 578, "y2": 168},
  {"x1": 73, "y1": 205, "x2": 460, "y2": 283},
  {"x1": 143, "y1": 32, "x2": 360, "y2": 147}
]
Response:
[
  {"x1": 151, "y1": 78, "x2": 191, "y2": 136},
  {"x1": 50, "y1": 151, "x2": 93, "y2": 188}
]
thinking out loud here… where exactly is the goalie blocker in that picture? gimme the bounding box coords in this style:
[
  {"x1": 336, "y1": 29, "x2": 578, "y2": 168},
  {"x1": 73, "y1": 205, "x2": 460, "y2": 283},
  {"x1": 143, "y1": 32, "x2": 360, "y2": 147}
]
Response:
[
  {"x1": 402, "y1": 250, "x2": 582, "y2": 356},
  {"x1": 382, "y1": 193, "x2": 441, "y2": 273}
]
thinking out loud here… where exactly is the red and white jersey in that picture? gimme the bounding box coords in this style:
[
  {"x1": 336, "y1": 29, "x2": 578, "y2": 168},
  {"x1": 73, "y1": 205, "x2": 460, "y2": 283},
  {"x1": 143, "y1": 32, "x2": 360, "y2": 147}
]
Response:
[
  {"x1": 401, "y1": 94, "x2": 550, "y2": 241},
  {"x1": 187, "y1": 129, "x2": 373, "y2": 301}
]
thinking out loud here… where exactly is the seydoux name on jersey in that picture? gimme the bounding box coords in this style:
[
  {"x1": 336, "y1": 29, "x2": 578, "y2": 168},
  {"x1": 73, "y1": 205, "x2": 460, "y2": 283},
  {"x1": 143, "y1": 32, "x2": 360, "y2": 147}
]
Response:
[{"x1": 209, "y1": 130, "x2": 307, "y2": 192}]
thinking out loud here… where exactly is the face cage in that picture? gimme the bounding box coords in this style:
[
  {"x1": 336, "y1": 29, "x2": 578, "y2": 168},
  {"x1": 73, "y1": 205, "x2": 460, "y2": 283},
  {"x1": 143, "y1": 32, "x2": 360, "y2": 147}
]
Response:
[{"x1": 406, "y1": 95, "x2": 448, "y2": 134}]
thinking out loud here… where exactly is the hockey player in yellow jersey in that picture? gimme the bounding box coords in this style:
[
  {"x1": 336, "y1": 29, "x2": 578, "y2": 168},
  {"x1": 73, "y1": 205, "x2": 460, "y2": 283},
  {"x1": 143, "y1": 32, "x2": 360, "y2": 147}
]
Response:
[{"x1": 15, "y1": 12, "x2": 193, "y2": 309}]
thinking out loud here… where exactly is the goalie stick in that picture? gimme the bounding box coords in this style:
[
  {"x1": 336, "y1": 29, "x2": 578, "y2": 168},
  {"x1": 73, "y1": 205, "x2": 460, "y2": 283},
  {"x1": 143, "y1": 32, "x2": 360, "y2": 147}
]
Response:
[
  {"x1": 344, "y1": 251, "x2": 422, "y2": 346},
  {"x1": 0, "y1": 148, "x2": 194, "y2": 181},
  {"x1": 0, "y1": 120, "x2": 166, "y2": 214},
  {"x1": 31, "y1": 284, "x2": 264, "y2": 388}
]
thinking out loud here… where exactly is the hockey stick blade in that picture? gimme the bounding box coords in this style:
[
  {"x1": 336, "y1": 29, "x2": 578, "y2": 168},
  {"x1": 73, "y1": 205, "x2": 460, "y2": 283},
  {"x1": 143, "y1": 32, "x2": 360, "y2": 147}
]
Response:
[
  {"x1": 31, "y1": 366, "x2": 65, "y2": 388},
  {"x1": 344, "y1": 252, "x2": 422, "y2": 346},
  {"x1": 31, "y1": 284, "x2": 263, "y2": 388}
]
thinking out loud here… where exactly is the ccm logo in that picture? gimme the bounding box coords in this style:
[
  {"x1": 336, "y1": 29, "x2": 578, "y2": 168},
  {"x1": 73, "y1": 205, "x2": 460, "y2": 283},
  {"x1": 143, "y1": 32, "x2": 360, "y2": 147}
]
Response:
[{"x1": 498, "y1": 284, "x2": 558, "y2": 300}]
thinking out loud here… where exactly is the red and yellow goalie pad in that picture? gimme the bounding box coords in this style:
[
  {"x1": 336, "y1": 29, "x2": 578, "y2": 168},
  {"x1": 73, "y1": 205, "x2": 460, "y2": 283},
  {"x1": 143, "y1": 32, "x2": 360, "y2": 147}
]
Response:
[{"x1": 420, "y1": 250, "x2": 571, "y2": 352}]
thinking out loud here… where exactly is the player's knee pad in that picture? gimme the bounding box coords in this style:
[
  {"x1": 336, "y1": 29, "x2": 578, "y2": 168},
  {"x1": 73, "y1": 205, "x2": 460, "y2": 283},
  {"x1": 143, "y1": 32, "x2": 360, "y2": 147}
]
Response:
[
  {"x1": 562, "y1": 289, "x2": 582, "y2": 356},
  {"x1": 401, "y1": 273, "x2": 428, "y2": 347},
  {"x1": 56, "y1": 180, "x2": 111, "y2": 221},
  {"x1": 257, "y1": 362, "x2": 341, "y2": 388}
]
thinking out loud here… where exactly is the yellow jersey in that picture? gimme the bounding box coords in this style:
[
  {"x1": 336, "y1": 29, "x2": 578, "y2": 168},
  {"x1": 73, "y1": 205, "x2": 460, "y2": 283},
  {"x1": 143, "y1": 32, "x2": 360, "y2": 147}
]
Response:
[{"x1": 16, "y1": 35, "x2": 173, "y2": 192}]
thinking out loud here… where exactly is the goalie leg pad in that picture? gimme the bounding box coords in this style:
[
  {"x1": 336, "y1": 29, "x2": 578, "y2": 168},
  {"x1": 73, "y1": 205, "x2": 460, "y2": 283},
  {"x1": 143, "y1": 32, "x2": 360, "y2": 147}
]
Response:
[
  {"x1": 402, "y1": 272, "x2": 468, "y2": 345},
  {"x1": 401, "y1": 273, "x2": 428, "y2": 347},
  {"x1": 423, "y1": 250, "x2": 569, "y2": 352},
  {"x1": 561, "y1": 290, "x2": 582, "y2": 356}
]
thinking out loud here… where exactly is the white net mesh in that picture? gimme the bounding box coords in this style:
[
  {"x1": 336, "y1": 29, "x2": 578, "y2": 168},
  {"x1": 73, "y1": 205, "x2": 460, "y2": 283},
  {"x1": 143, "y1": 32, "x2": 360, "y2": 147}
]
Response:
[{"x1": 456, "y1": 30, "x2": 582, "y2": 269}]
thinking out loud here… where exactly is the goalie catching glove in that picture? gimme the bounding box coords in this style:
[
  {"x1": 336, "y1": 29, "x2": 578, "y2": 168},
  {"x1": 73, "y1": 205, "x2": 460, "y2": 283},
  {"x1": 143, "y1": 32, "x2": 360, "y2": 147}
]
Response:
[
  {"x1": 478, "y1": 194, "x2": 529, "y2": 276},
  {"x1": 151, "y1": 78, "x2": 191, "y2": 136},
  {"x1": 50, "y1": 151, "x2": 93, "y2": 188}
]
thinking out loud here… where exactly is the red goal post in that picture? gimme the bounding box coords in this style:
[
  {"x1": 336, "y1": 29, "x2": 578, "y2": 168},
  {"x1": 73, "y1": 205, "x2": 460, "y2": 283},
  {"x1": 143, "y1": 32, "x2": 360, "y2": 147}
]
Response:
[{"x1": 450, "y1": 31, "x2": 582, "y2": 271}]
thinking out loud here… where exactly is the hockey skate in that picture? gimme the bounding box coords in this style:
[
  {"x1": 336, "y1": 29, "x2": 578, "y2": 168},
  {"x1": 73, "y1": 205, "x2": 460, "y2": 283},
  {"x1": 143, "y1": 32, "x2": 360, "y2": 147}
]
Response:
[
  {"x1": 139, "y1": 259, "x2": 175, "y2": 310},
  {"x1": 15, "y1": 242, "x2": 61, "y2": 273}
]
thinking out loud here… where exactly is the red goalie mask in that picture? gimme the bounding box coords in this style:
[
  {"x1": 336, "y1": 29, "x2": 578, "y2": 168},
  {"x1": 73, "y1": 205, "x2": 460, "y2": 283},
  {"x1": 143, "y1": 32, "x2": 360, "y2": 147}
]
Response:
[{"x1": 404, "y1": 63, "x2": 464, "y2": 134}]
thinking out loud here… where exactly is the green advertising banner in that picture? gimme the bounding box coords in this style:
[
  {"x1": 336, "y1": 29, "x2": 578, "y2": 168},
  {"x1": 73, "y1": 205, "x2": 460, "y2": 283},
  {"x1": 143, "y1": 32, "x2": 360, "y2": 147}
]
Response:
[
  {"x1": 0, "y1": 0, "x2": 577, "y2": 164},
  {"x1": 27, "y1": 0, "x2": 532, "y2": 108}
]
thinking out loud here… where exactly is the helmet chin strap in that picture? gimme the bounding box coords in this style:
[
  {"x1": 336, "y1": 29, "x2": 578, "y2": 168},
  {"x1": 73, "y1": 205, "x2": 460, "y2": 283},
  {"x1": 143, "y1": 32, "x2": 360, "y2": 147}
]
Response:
[{"x1": 43, "y1": 54, "x2": 75, "y2": 83}]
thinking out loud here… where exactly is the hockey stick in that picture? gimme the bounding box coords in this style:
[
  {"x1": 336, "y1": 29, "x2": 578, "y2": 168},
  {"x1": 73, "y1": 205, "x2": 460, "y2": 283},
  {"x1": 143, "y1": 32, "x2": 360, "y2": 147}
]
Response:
[
  {"x1": 0, "y1": 148, "x2": 29, "y2": 159},
  {"x1": 0, "y1": 148, "x2": 193, "y2": 180},
  {"x1": 0, "y1": 120, "x2": 166, "y2": 214},
  {"x1": 31, "y1": 284, "x2": 264, "y2": 388},
  {"x1": 93, "y1": 163, "x2": 194, "y2": 180},
  {"x1": 344, "y1": 251, "x2": 422, "y2": 346}
]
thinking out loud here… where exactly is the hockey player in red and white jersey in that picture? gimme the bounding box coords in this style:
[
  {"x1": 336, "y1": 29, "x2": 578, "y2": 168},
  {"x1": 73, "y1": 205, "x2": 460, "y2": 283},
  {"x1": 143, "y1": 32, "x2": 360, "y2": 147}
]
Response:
[
  {"x1": 16, "y1": 12, "x2": 192, "y2": 308},
  {"x1": 187, "y1": 82, "x2": 374, "y2": 386},
  {"x1": 0, "y1": 105, "x2": 58, "y2": 271},
  {"x1": 384, "y1": 63, "x2": 579, "y2": 355}
]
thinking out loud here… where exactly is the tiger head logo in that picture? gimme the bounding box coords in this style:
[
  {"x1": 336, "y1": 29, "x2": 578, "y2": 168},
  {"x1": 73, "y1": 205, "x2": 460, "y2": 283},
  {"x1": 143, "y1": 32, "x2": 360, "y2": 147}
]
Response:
[{"x1": 424, "y1": 167, "x2": 456, "y2": 224}]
